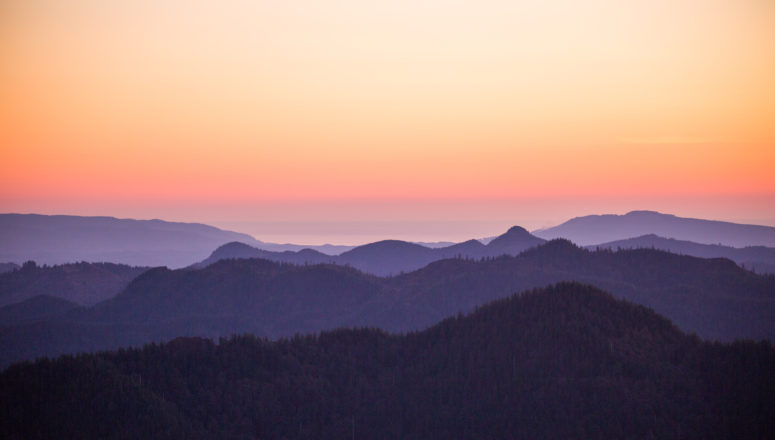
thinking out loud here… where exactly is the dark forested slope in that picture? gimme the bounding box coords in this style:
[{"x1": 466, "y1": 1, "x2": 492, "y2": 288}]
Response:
[{"x1": 2, "y1": 283, "x2": 773, "y2": 439}]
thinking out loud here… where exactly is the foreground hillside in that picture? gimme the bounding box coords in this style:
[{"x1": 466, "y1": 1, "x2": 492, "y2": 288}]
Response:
[
  {"x1": 1, "y1": 240, "x2": 773, "y2": 366},
  {"x1": 2, "y1": 283, "x2": 773, "y2": 439}
]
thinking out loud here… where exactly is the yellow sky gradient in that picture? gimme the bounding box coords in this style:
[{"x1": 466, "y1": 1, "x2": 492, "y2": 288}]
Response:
[{"x1": 1, "y1": 0, "x2": 774, "y2": 241}]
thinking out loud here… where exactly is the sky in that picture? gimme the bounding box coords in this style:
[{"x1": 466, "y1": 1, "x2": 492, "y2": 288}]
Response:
[{"x1": 1, "y1": 0, "x2": 774, "y2": 244}]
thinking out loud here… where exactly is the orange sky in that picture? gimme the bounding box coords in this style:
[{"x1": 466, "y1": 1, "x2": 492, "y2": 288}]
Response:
[{"x1": 1, "y1": 0, "x2": 774, "y2": 243}]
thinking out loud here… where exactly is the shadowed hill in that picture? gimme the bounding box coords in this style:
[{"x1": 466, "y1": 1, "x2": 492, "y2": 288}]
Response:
[
  {"x1": 535, "y1": 210, "x2": 775, "y2": 247},
  {"x1": 94, "y1": 259, "x2": 380, "y2": 333},
  {"x1": 0, "y1": 261, "x2": 150, "y2": 307},
  {"x1": 378, "y1": 239, "x2": 775, "y2": 338},
  {"x1": 2, "y1": 283, "x2": 773, "y2": 439},
  {"x1": 337, "y1": 240, "x2": 438, "y2": 275},
  {"x1": 190, "y1": 242, "x2": 335, "y2": 269},
  {"x1": 0, "y1": 295, "x2": 79, "y2": 326},
  {"x1": 436, "y1": 238, "x2": 486, "y2": 256},
  {"x1": 1, "y1": 240, "x2": 773, "y2": 366}
]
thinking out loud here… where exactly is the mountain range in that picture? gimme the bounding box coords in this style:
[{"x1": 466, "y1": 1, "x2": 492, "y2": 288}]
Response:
[
  {"x1": 2, "y1": 283, "x2": 772, "y2": 439},
  {"x1": 534, "y1": 210, "x2": 775, "y2": 247},
  {"x1": 193, "y1": 225, "x2": 545, "y2": 276},
  {"x1": 2, "y1": 210, "x2": 775, "y2": 436},
  {"x1": 3, "y1": 213, "x2": 772, "y2": 318},
  {"x1": 2, "y1": 239, "x2": 773, "y2": 367},
  {"x1": 4, "y1": 211, "x2": 775, "y2": 272}
]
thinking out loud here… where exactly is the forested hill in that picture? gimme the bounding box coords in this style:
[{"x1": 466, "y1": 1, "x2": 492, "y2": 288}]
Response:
[
  {"x1": 0, "y1": 261, "x2": 149, "y2": 307},
  {"x1": 382, "y1": 240, "x2": 775, "y2": 339},
  {"x1": 1, "y1": 240, "x2": 773, "y2": 366},
  {"x1": 589, "y1": 234, "x2": 775, "y2": 274},
  {"x1": 2, "y1": 283, "x2": 773, "y2": 439}
]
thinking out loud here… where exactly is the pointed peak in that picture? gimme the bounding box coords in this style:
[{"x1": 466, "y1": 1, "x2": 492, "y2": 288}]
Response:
[
  {"x1": 505, "y1": 225, "x2": 531, "y2": 235},
  {"x1": 491, "y1": 225, "x2": 539, "y2": 242},
  {"x1": 485, "y1": 225, "x2": 546, "y2": 254},
  {"x1": 486, "y1": 226, "x2": 535, "y2": 241}
]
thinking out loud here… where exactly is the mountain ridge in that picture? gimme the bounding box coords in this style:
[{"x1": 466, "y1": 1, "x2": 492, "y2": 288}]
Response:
[
  {"x1": 534, "y1": 210, "x2": 775, "y2": 247},
  {"x1": 0, "y1": 213, "x2": 352, "y2": 268}
]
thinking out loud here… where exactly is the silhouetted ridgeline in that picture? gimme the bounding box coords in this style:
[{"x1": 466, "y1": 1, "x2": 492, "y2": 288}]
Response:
[
  {"x1": 589, "y1": 234, "x2": 775, "y2": 274},
  {"x1": 1, "y1": 240, "x2": 773, "y2": 366},
  {"x1": 1, "y1": 283, "x2": 773, "y2": 439},
  {"x1": 193, "y1": 225, "x2": 546, "y2": 275}
]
